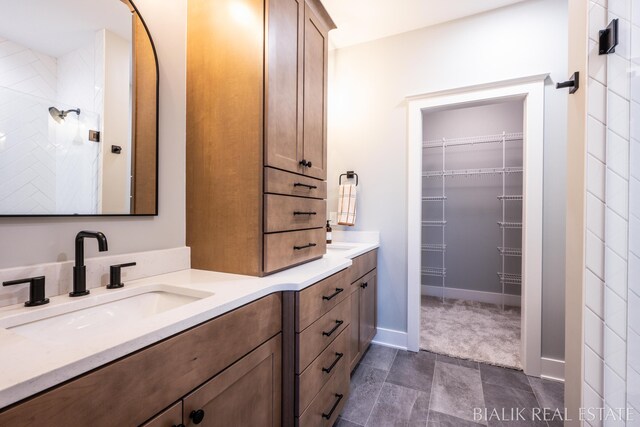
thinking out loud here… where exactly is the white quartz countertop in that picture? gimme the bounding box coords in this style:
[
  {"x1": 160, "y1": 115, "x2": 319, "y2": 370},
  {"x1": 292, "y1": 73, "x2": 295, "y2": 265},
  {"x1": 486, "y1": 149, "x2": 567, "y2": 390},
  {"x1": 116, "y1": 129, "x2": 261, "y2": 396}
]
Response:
[{"x1": 0, "y1": 240, "x2": 378, "y2": 409}]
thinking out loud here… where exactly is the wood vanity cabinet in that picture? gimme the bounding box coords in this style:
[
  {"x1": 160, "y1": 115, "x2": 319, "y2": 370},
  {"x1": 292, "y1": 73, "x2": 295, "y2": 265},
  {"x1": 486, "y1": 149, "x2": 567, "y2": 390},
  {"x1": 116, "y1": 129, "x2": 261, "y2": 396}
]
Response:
[
  {"x1": 347, "y1": 250, "x2": 378, "y2": 372},
  {"x1": 0, "y1": 295, "x2": 282, "y2": 427},
  {"x1": 186, "y1": 0, "x2": 335, "y2": 276}
]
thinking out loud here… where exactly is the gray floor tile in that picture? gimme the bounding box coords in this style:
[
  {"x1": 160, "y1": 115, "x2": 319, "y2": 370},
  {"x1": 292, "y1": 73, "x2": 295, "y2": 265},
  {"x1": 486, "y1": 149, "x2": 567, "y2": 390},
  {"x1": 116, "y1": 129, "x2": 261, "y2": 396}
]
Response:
[
  {"x1": 341, "y1": 365, "x2": 388, "y2": 425},
  {"x1": 429, "y1": 362, "x2": 486, "y2": 424},
  {"x1": 482, "y1": 383, "x2": 547, "y2": 426},
  {"x1": 480, "y1": 364, "x2": 533, "y2": 393},
  {"x1": 385, "y1": 350, "x2": 436, "y2": 392},
  {"x1": 436, "y1": 353, "x2": 479, "y2": 370},
  {"x1": 427, "y1": 410, "x2": 485, "y2": 427},
  {"x1": 361, "y1": 344, "x2": 398, "y2": 371},
  {"x1": 527, "y1": 377, "x2": 564, "y2": 410},
  {"x1": 334, "y1": 417, "x2": 364, "y2": 427},
  {"x1": 365, "y1": 383, "x2": 429, "y2": 427},
  {"x1": 527, "y1": 377, "x2": 565, "y2": 427}
]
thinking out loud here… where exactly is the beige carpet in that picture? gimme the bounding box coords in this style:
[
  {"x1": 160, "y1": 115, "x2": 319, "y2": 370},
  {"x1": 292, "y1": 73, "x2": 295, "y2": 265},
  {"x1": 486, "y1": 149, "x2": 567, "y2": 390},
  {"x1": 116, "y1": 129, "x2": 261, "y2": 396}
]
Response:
[{"x1": 420, "y1": 296, "x2": 522, "y2": 370}]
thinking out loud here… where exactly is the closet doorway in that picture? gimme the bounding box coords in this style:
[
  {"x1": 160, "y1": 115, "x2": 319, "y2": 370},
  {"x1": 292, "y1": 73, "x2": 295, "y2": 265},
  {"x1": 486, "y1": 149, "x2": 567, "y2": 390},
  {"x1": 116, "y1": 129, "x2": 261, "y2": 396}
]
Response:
[
  {"x1": 406, "y1": 76, "x2": 545, "y2": 377},
  {"x1": 421, "y1": 100, "x2": 524, "y2": 369}
]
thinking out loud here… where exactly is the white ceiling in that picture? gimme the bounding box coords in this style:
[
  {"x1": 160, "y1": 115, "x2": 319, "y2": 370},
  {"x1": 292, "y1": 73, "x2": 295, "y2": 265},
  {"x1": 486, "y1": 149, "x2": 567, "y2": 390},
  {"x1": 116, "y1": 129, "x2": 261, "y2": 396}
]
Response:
[
  {"x1": 320, "y1": 0, "x2": 529, "y2": 49},
  {"x1": 0, "y1": 0, "x2": 132, "y2": 57}
]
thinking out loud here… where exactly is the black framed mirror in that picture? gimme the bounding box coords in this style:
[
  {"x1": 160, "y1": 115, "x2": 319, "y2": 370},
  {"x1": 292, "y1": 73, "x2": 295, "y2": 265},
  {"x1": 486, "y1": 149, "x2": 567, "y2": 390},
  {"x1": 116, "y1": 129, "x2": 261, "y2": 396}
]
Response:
[{"x1": 0, "y1": 0, "x2": 159, "y2": 216}]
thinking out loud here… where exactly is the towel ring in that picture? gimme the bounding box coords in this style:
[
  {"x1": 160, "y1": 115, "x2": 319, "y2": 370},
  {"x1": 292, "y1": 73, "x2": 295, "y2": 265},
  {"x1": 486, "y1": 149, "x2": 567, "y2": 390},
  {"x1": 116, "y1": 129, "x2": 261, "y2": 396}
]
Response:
[{"x1": 339, "y1": 171, "x2": 359, "y2": 186}]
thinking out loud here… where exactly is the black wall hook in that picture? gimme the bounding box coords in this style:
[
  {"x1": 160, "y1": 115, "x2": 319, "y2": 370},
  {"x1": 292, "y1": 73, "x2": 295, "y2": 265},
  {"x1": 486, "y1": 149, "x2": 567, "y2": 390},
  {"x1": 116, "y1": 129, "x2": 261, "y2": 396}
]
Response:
[
  {"x1": 339, "y1": 171, "x2": 359, "y2": 186},
  {"x1": 599, "y1": 19, "x2": 619, "y2": 55},
  {"x1": 556, "y1": 72, "x2": 579, "y2": 94}
]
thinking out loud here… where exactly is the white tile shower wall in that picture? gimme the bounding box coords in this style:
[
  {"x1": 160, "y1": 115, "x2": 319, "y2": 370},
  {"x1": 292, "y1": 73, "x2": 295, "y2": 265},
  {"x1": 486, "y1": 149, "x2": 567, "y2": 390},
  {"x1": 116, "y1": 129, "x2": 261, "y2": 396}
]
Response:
[
  {"x1": 0, "y1": 247, "x2": 190, "y2": 309},
  {"x1": 586, "y1": 0, "x2": 638, "y2": 421},
  {"x1": 628, "y1": 0, "x2": 640, "y2": 416},
  {"x1": 55, "y1": 33, "x2": 103, "y2": 214},
  {"x1": 0, "y1": 38, "x2": 58, "y2": 213}
]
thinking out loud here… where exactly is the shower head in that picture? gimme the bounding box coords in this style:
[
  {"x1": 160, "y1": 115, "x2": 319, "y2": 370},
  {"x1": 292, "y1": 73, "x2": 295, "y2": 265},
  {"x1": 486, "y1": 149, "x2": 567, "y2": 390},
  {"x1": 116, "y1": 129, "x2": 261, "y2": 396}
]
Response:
[{"x1": 49, "y1": 107, "x2": 81, "y2": 123}]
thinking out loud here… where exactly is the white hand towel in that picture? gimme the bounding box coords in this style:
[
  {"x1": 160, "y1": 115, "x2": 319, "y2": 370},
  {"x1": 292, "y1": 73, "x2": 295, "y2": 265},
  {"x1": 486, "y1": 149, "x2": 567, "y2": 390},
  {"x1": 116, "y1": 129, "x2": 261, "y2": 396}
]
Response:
[{"x1": 337, "y1": 184, "x2": 357, "y2": 226}]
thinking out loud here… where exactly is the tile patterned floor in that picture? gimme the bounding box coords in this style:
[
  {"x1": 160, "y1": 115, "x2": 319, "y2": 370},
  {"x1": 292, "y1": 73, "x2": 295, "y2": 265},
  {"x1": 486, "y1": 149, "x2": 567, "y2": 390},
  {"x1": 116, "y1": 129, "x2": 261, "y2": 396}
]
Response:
[{"x1": 335, "y1": 345, "x2": 565, "y2": 427}]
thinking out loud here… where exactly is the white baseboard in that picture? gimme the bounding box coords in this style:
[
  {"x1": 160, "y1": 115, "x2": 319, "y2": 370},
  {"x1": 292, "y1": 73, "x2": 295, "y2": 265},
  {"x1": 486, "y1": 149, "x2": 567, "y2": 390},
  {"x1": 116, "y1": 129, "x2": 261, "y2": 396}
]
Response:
[
  {"x1": 372, "y1": 327, "x2": 408, "y2": 350},
  {"x1": 421, "y1": 285, "x2": 521, "y2": 307},
  {"x1": 540, "y1": 357, "x2": 565, "y2": 382}
]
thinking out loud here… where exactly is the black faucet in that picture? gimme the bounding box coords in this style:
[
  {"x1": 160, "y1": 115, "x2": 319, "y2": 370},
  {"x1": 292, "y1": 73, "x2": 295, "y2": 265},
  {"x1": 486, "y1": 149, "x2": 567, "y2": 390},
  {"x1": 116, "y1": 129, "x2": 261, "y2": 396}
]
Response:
[{"x1": 70, "y1": 231, "x2": 108, "y2": 297}]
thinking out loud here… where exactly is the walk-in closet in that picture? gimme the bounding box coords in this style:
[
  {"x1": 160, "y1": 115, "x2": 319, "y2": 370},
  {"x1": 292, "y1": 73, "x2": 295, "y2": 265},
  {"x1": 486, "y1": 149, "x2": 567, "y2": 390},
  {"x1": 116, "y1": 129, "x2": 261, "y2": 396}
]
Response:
[{"x1": 420, "y1": 99, "x2": 525, "y2": 369}]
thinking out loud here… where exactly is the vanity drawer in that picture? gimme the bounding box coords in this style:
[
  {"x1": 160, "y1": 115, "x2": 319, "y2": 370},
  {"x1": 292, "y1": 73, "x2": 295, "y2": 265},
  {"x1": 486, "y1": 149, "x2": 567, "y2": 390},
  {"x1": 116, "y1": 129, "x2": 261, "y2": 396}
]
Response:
[
  {"x1": 265, "y1": 167, "x2": 327, "y2": 199},
  {"x1": 297, "y1": 298, "x2": 350, "y2": 373},
  {"x1": 264, "y1": 194, "x2": 326, "y2": 233},
  {"x1": 264, "y1": 228, "x2": 326, "y2": 274},
  {"x1": 297, "y1": 326, "x2": 349, "y2": 415},
  {"x1": 349, "y1": 249, "x2": 378, "y2": 284},
  {"x1": 297, "y1": 358, "x2": 349, "y2": 427},
  {"x1": 296, "y1": 268, "x2": 350, "y2": 332}
]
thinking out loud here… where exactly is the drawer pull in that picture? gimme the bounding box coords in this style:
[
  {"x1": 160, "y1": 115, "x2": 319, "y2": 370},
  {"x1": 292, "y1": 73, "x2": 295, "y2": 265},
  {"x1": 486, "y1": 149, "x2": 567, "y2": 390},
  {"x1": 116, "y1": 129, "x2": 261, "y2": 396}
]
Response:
[
  {"x1": 322, "y1": 320, "x2": 344, "y2": 337},
  {"x1": 294, "y1": 243, "x2": 317, "y2": 250},
  {"x1": 189, "y1": 409, "x2": 205, "y2": 424},
  {"x1": 322, "y1": 288, "x2": 344, "y2": 301},
  {"x1": 322, "y1": 352, "x2": 344, "y2": 374},
  {"x1": 360, "y1": 282, "x2": 368, "y2": 289},
  {"x1": 294, "y1": 182, "x2": 318, "y2": 190},
  {"x1": 293, "y1": 211, "x2": 317, "y2": 216},
  {"x1": 322, "y1": 393, "x2": 344, "y2": 420}
]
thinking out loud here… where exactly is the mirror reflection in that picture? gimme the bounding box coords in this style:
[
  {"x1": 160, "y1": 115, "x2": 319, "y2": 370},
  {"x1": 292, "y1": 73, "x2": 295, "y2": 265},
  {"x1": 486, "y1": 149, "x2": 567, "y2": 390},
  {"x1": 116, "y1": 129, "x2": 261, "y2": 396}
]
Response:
[{"x1": 0, "y1": 0, "x2": 158, "y2": 216}]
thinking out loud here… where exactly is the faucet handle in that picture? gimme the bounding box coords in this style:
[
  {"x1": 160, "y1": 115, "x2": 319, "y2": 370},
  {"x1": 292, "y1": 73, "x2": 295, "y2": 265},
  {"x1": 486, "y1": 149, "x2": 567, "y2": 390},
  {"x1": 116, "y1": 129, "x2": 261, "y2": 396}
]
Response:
[
  {"x1": 107, "y1": 262, "x2": 137, "y2": 289},
  {"x1": 3, "y1": 276, "x2": 49, "y2": 307}
]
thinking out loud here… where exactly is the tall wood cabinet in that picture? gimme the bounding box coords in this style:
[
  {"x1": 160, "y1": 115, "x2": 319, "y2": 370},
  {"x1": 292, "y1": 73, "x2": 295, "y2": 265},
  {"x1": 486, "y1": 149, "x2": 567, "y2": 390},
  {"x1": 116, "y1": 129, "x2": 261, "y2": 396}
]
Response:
[{"x1": 187, "y1": 0, "x2": 335, "y2": 276}]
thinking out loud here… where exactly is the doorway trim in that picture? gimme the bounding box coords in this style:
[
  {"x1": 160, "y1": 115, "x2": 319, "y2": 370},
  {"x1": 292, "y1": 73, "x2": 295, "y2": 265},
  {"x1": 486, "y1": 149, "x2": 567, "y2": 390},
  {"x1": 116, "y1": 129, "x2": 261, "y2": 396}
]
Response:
[{"x1": 406, "y1": 75, "x2": 547, "y2": 377}]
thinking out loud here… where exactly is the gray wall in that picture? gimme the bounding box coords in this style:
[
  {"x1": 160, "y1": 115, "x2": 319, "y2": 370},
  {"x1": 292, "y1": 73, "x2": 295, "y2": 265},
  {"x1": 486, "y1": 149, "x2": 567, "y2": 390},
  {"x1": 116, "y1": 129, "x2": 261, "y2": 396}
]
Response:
[
  {"x1": 0, "y1": 0, "x2": 186, "y2": 269},
  {"x1": 421, "y1": 101, "x2": 523, "y2": 296},
  {"x1": 326, "y1": 0, "x2": 567, "y2": 359}
]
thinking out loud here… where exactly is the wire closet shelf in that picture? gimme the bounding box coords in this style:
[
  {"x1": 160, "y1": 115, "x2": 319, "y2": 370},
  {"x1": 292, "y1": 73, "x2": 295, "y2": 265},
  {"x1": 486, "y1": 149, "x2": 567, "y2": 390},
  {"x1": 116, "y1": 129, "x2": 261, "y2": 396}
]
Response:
[{"x1": 422, "y1": 131, "x2": 524, "y2": 149}]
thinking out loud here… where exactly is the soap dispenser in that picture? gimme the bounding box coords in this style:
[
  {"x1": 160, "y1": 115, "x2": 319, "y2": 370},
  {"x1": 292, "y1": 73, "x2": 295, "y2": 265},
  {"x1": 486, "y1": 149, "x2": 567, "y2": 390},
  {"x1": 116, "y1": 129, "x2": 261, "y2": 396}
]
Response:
[{"x1": 326, "y1": 220, "x2": 332, "y2": 244}]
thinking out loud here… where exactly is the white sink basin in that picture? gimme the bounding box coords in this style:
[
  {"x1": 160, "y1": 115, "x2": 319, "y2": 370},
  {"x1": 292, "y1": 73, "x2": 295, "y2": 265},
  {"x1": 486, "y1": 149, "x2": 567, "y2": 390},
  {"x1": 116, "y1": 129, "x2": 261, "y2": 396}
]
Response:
[
  {"x1": 0, "y1": 285, "x2": 213, "y2": 344},
  {"x1": 327, "y1": 243, "x2": 360, "y2": 251}
]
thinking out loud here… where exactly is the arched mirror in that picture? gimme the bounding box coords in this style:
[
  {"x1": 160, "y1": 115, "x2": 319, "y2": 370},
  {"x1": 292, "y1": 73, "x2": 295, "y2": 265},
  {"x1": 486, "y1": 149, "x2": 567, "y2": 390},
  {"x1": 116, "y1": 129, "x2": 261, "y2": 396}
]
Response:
[{"x1": 0, "y1": 0, "x2": 158, "y2": 216}]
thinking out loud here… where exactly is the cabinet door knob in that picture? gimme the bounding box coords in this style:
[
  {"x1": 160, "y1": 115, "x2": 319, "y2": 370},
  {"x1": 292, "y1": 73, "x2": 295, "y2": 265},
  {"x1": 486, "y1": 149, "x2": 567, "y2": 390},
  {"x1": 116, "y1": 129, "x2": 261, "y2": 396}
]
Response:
[
  {"x1": 299, "y1": 159, "x2": 313, "y2": 168},
  {"x1": 360, "y1": 282, "x2": 368, "y2": 289},
  {"x1": 190, "y1": 409, "x2": 205, "y2": 424}
]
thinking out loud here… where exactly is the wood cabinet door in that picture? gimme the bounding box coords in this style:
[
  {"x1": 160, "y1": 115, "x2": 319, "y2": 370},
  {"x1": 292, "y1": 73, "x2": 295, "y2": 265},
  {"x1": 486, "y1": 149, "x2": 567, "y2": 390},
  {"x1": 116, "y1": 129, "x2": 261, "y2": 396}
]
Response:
[
  {"x1": 349, "y1": 289, "x2": 361, "y2": 372},
  {"x1": 265, "y1": 0, "x2": 303, "y2": 174},
  {"x1": 301, "y1": 2, "x2": 328, "y2": 180},
  {"x1": 183, "y1": 334, "x2": 282, "y2": 427},
  {"x1": 359, "y1": 270, "x2": 377, "y2": 352},
  {"x1": 141, "y1": 401, "x2": 183, "y2": 427}
]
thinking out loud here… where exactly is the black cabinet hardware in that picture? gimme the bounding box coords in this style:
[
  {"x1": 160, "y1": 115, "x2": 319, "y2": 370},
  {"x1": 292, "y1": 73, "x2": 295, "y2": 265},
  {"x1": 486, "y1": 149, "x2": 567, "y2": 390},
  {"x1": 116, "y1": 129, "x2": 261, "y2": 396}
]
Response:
[
  {"x1": 107, "y1": 262, "x2": 137, "y2": 289},
  {"x1": 556, "y1": 72, "x2": 579, "y2": 94},
  {"x1": 322, "y1": 352, "x2": 344, "y2": 373},
  {"x1": 172, "y1": 425, "x2": 185, "y2": 427},
  {"x1": 293, "y1": 243, "x2": 317, "y2": 250},
  {"x1": 299, "y1": 159, "x2": 313, "y2": 168},
  {"x1": 322, "y1": 288, "x2": 344, "y2": 301},
  {"x1": 360, "y1": 282, "x2": 368, "y2": 289},
  {"x1": 293, "y1": 182, "x2": 317, "y2": 190},
  {"x1": 190, "y1": 409, "x2": 205, "y2": 424},
  {"x1": 322, "y1": 393, "x2": 344, "y2": 419},
  {"x1": 293, "y1": 211, "x2": 317, "y2": 216},
  {"x1": 3, "y1": 276, "x2": 49, "y2": 307},
  {"x1": 599, "y1": 19, "x2": 619, "y2": 55},
  {"x1": 322, "y1": 320, "x2": 344, "y2": 337}
]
